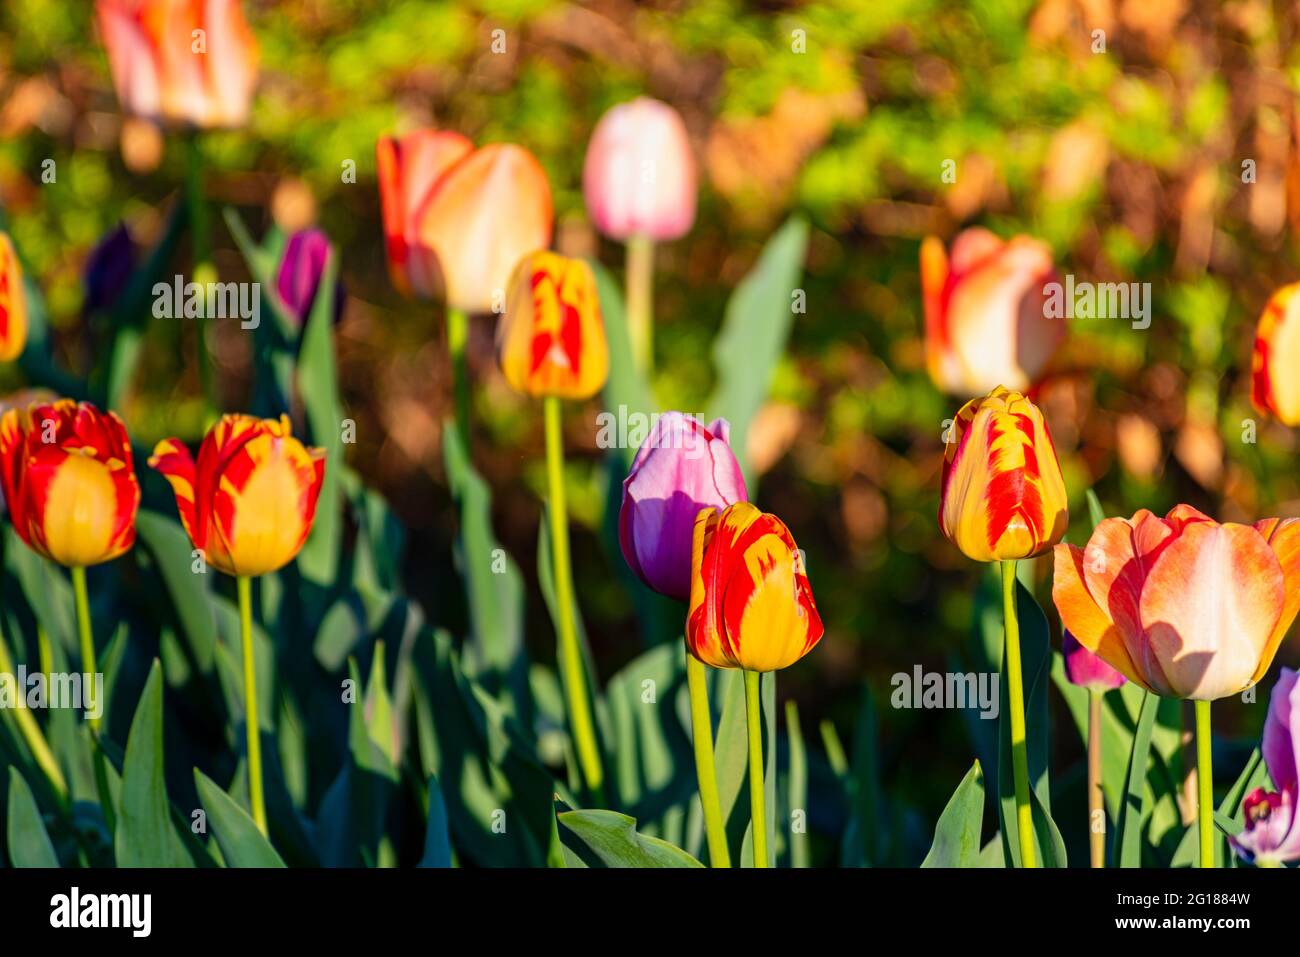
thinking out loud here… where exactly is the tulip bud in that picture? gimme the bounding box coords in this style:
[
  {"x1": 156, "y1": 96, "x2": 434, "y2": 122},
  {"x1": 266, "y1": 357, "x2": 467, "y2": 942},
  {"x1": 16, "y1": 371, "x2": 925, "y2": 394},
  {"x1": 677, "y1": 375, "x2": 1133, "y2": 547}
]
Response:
[
  {"x1": 496, "y1": 251, "x2": 607, "y2": 400},
  {"x1": 0, "y1": 400, "x2": 139, "y2": 567},
  {"x1": 276, "y1": 229, "x2": 342, "y2": 327},
  {"x1": 1229, "y1": 669, "x2": 1300, "y2": 865},
  {"x1": 1061, "y1": 631, "x2": 1126, "y2": 691},
  {"x1": 939, "y1": 386, "x2": 1068, "y2": 563},
  {"x1": 1053, "y1": 509, "x2": 1300, "y2": 700},
  {"x1": 96, "y1": 0, "x2": 259, "y2": 130},
  {"x1": 83, "y1": 222, "x2": 135, "y2": 317},
  {"x1": 686, "y1": 503, "x2": 823, "y2": 672},
  {"x1": 583, "y1": 97, "x2": 696, "y2": 242},
  {"x1": 921, "y1": 228, "x2": 1061, "y2": 396},
  {"x1": 377, "y1": 132, "x2": 553, "y2": 312},
  {"x1": 0, "y1": 233, "x2": 28, "y2": 362},
  {"x1": 1251, "y1": 282, "x2": 1300, "y2": 426},
  {"x1": 149, "y1": 413, "x2": 325, "y2": 577},
  {"x1": 619, "y1": 413, "x2": 748, "y2": 601}
]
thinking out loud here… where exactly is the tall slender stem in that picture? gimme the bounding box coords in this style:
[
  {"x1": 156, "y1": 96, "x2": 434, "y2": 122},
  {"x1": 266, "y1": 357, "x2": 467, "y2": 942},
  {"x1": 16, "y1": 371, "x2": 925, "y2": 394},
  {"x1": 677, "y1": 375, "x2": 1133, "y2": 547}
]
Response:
[
  {"x1": 185, "y1": 133, "x2": 217, "y2": 412},
  {"x1": 0, "y1": 623, "x2": 67, "y2": 802},
  {"x1": 686, "y1": 652, "x2": 729, "y2": 867},
  {"x1": 72, "y1": 564, "x2": 115, "y2": 835},
  {"x1": 543, "y1": 396, "x2": 604, "y2": 800},
  {"x1": 446, "y1": 305, "x2": 470, "y2": 444},
  {"x1": 1195, "y1": 698, "x2": 1214, "y2": 868},
  {"x1": 744, "y1": 669, "x2": 767, "y2": 868},
  {"x1": 1001, "y1": 559, "x2": 1036, "y2": 868},
  {"x1": 625, "y1": 236, "x2": 655, "y2": 379},
  {"x1": 1088, "y1": 689, "x2": 1105, "y2": 868},
  {"x1": 237, "y1": 575, "x2": 267, "y2": 835}
]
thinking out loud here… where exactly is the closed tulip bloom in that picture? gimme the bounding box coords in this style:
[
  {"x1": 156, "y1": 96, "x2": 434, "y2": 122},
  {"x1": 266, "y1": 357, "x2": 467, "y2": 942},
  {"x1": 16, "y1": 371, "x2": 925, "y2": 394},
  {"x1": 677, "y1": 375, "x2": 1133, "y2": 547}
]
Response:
[
  {"x1": 1230, "y1": 669, "x2": 1300, "y2": 865},
  {"x1": 377, "y1": 132, "x2": 553, "y2": 312},
  {"x1": 921, "y1": 228, "x2": 1062, "y2": 396},
  {"x1": 619, "y1": 413, "x2": 748, "y2": 601},
  {"x1": 0, "y1": 400, "x2": 139, "y2": 567},
  {"x1": 1062, "y1": 631, "x2": 1127, "y2": 691},
  {"x1": 686, "y1": 503, "x2": 823, "y2": 672},
  {"x1": 149, "y1": 414, "x2": 325, "y2": 577},
  {"x1": 497, "y1": 251, "x2": 607, "y2": 400},
  {"x1": 0, "y1": 233, "x2": 28, "y2": 362},
  {"x1": 96, "y1": 0, "x2": 259, "y2": 129},
  {"x1": 1251, "y1": 282, "x2": 1300, "y2": 426},
  {"x1": 83, "y1": 223, "x2": 135, "y2": 317},
  {"x1": 276, "y1": 229, "x2": 342, "y2": 326},
  {"x1": 1053, "y1": 507, "x2": 1300, "y2": 701},
  {"x1": 583, "y1": 97, "x2": 696, "y2": 242},
  {"x1": 940, "y1": 386, "x2": 1068, "y2": 563}
]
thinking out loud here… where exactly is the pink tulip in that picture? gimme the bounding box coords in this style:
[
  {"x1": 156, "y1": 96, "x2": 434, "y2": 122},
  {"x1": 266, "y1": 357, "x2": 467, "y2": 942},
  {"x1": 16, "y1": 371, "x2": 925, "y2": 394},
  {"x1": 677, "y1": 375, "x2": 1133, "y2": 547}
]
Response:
[
  {"x1": 583, "y1": 97, "x2": 696, "y2": 242},
  {"x1": 1230, "y1": 669, "x2": 1300, "y2": 865},
  {"x1": 1062, "y1": 631, "x2": 1127, "y2": 691},
  {"x1": 619, "y1": 413, "x2": 747, "y2": 601}
]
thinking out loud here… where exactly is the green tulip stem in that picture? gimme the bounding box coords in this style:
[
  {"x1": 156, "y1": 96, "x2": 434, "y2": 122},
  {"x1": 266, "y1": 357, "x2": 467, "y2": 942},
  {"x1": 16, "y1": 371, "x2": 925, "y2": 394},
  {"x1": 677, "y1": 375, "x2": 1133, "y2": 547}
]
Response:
[
  {"x1": 0, "y1": 621, "x2": 68, "y2": 803},
  {"x1": 1002, "y1": 559, "x2": 1036, "y2": 868},
  {"x1": 1088, "y1": 689, "x2": 1105, "y2": 868},
  {"x1": 72, "y1": 564, "x2": 115, "y2": 834},
  {"x1": 543, "y1": 396, "x2": 604, "y2": 801},
  {"x1": 184, "y1": 132, "x2": 217, "y2": 413},
  {"x1": 237, "y1": 575, "x2": 267, "y2": 835},
  {"x1": 744, "y1": 669, "x2": 768, "y2": 868},
  {"x1": 1195, "y1": 698, "x2": 1214, "y2": 868},
  {"x1": 446, "y1": 305, "x2": 471, "y2": 443},
  {"x1": 625, "y1": 235, "x2": 655, "y2": 379},
  {"x1": 686, "y1": 652, "x2": 730, "y2": 867}
]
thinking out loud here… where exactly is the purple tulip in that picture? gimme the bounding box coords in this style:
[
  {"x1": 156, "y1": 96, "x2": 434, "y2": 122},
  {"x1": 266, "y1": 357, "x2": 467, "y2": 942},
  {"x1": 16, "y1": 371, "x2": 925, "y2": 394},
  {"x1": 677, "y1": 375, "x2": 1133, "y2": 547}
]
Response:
[
  {"x1": 83, "y1": 222, "x2": 135, "y2": 315},
  {"x1": 1062, "y1": 631, "x2": 1127, "y2": 691},
  {"x1": 276, "y1": 228, "x2": 342, "y2": 326},
  {"x1": 1231, "y1": 668, "x2": 1300, "y2": 866},
  {"x1": 619, "y1": 413, "x2": 748, "y2": 601}
]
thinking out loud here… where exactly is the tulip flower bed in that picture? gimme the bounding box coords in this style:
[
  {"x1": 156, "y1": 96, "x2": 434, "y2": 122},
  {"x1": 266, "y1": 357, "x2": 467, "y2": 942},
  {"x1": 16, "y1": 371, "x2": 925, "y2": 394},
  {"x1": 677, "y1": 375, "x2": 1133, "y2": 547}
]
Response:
[{"x1": 2, "y1": 0, "x2": 1300, "y2": 886}]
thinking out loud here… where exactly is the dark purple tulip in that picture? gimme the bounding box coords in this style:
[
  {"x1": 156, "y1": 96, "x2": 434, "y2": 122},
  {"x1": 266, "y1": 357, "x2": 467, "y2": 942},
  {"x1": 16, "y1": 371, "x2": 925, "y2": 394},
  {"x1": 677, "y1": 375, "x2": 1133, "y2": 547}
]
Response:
[
  {"x1": 619, "y1": 412, "x2": 748, "y2": 602},
  {"x1": 83, "y1": 222, "x2": 135, "y2": 315},
  {"x1": 1062, "y1": 631, "x2": 1127, "y2": 691},
  {"x1": 1231, "y1": 668, "x2": 1300, "y2": 865},
  {"x1": 276, "y1": 228, "x2": 342, "y2": 326}
]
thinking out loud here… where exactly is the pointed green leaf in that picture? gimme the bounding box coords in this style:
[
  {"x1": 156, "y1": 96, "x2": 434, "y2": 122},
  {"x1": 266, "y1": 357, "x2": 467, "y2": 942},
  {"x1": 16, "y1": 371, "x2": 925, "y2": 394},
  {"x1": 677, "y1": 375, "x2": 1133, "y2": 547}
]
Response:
[{"x1": 193, "y1": 769, "x2": 285, "y2": 868}]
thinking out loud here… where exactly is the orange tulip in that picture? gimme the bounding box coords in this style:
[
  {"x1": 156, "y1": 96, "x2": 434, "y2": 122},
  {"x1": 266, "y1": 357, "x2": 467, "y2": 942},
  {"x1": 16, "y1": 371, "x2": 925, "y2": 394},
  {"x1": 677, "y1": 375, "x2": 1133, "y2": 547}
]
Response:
[
  {"x1": 497, "y1": 251, "x2": 607, "y2": 400},
  {"x1": 940, "y1": 386, "x2": 1068, "y2": 563},
  {"x1": 686, "y1": 503, "x2": 823, "y2": 672},
  {"x1": 376, "y1": 131, "x2": 553, "y2": 313},
  {"x1": 1251, "y1": 282, "x2": 1300, "y2": 426},
  {"x1": 0, "y1": 233, "x2": 28, "y2": 362},
  {"x1": 96, "y1": 0, "x2": 259, "y2": 129},
  {"x1": 0, "y1": 400, "x2": 139, "y2": 567},
  {"x1": 921, "y1": 228, "x2": 1062, "y2": 396},
  {"x1": 149, "y1": 414, "x2": 325, "y2": 577},
  {"x1": 1053, "y1": 506, "x2": 1300, "y2": 700}
]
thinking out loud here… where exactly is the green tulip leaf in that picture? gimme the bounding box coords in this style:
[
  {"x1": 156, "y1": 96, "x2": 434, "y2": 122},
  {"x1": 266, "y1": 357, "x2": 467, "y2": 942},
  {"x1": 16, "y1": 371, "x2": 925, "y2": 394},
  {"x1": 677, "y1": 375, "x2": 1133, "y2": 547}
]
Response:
[
  {"x1": 193, "y1": 769, "x2": 286, "y2": 868},
  {"x1": 922, "y1": 760, "x2": 985, "y2": 868},
  {"x1": 558, "y1": 809, "x2": 703, "y2": 868}
]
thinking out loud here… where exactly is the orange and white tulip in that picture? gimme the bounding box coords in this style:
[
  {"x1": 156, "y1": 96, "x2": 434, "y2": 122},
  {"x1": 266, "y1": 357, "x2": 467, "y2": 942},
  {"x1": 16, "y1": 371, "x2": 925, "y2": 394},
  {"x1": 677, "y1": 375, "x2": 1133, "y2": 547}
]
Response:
[
  {"x1": 149, "y1": 414, "x2": 325, "y2": 577},
  {"x1": 921, "y1": 228, "x2": 1062, "y2": 397},
  {"x1": 376, "y1": 131, "x2": 553, "y2": 313},
  {"x1": 686, "y1": 503, "x2": 823, "y2": 672},
  {"x1": 1251, "y1": 282, "x2": 1300, "y2": 426},
  {"x1": 0, "y1": 400, "x2": 139, "y2": 567},
  {"x1": 497, "y1": 251, "x2": 607, "y2": 400},
  {"x1": 1053, "y1": 506, "x2": 1300, "y2": 700},
  {"x1": 96, "y1": 0, "x2": 259, "y2": 129},
  {"x1": 0, "y1": 233, "x2": 28, "y2": 362},
  {"x1": 940, "y1": 386, "x2": 1068, "y2": 563}
]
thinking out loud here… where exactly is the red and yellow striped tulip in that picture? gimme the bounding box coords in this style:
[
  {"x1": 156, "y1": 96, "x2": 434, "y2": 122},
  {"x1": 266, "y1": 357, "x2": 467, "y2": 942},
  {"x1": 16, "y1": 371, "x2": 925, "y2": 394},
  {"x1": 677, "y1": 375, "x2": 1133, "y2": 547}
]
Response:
[
  {"x1": 1053, "y1": 507, "x2": 1300, "y2": 700},
  {"x1": 497, "y1": 251, "x2": 607, "y2": 400},
  {"x1": 1251, "y1": 282, "x2": 1300, "y2": 426},
  {"x1": 0, "y1": 233, "x2": 29, "y2": 362},
  {"x1": 376, "y1": 131, "x2": 553, "y2": 312},
  {"x1": 0, "y1": 400, "x2": 139, "y2": 567},
  {"x1": 96, "y1": 0, "x2": 259, "y2": 130},
  {"x1": 686, "y1": 503, "x2": 823, "y2": 672},
  {"x1": 940, "y1": 386, "x2": 1068, "y2": 563},
  {"x1": 149, "y1": 414, "x2": 325, "y2": 577},
  {"x1": 921, "y1": 228, "x2": 1061, "y2": 397}
]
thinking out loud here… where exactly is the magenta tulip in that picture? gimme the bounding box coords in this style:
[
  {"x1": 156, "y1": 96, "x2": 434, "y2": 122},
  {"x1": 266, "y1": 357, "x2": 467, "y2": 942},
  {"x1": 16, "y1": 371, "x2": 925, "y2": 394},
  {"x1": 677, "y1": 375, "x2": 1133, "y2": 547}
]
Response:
[
  {"x1": 276, "y1": 229, "x2": 341, "y2": 326},
  {"x1": 583, "y1": 97, "x2": 696, "y2": 242},
  {"x1": 619, "y1": 413, "x2": 747, "y2": 601},
  {"x1": 1062, "y1": 631, "x2": 1127, "y2": 692},
  {"x1": 1230, "y1": 668, "x2": 1300, "y2": 866}
]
